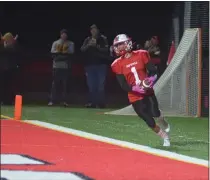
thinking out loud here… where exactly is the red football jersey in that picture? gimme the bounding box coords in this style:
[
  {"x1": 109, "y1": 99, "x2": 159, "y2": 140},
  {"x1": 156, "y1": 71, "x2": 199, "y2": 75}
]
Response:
[{"x1": 111, "y1": 50, "x2": 154, "y2": 103}]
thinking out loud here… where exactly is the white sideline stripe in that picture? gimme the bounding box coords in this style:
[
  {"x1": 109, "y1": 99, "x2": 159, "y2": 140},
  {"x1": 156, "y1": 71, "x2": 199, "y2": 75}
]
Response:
[{"x1": 24, "y1": 120, "x2": 208, "y2": 167}]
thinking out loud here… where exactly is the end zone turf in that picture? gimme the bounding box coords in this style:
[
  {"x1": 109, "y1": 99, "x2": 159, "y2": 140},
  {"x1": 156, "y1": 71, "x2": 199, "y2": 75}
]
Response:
[{"x1": 1, "y1": 120, "x2": 208, "y2": 180}]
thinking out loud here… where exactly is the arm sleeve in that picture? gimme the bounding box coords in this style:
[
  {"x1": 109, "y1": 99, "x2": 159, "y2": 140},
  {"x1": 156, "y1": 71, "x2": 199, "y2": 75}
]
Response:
[
  {"x1": 116, "y1": 74, "x2": 132, "y2": 92},
  {"x1": 51, "y1": 41, "x2": 61, "y2": 57},
  {"x1": 111, "y1": 60, "x2": 132, "y2": 92},
  {"x1": 67, "y1": 42, "x2": 74, "y2": 54},
  {"x1": 81, "y1": 38, "x2": 90, "y2": 52},
  {"x1": 51, "y1": 41, "x2": 57, "y2": 53}
]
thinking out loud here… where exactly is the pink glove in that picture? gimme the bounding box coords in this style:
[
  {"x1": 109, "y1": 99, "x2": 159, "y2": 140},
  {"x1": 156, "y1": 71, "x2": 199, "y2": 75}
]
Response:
[
  {"x1": 145, "y1": 75, "x2": 157, "y2": 88},
  {"x1": 132, "y1": 85, "x2": 146, "y2": 94}
]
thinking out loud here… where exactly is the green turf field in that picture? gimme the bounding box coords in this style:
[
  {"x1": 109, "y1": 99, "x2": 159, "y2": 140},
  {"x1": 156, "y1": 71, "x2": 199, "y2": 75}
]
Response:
[{"x1": 1, "y1": 105, "x2": 209, "y2": 160}]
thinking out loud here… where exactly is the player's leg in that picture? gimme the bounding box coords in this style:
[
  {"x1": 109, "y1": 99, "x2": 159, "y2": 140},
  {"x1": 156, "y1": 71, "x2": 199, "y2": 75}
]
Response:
[
  {"x1": 84, "y1": 65, "x2": 97, "y2": 108},
  {"x1": 96, "y1": 64, "x2": 107, "y2": 108},
  {"x1": 147, "y1": 95, "x2": 170, "y2": 133},
  {"x1": 132, "y1": 98, "x2": 170, "y2": 146},
  {"x1": 49, "y1": 69, "x2": 60, "y2": 105},
  {"x1": 156, "y1": 110, "x2": 170, "y2": 133},
  {"x1": 146, "y1": 95, "x2": 170, "y2": 146},
  {"x1": 61, "y1": 69, "x2": 69, "y2": 106}
]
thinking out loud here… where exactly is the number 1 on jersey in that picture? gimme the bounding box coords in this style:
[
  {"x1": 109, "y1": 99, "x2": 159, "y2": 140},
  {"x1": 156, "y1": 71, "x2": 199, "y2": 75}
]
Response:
[{"x1": 131, "y1": 67, "x2": 141, "y2": 85}]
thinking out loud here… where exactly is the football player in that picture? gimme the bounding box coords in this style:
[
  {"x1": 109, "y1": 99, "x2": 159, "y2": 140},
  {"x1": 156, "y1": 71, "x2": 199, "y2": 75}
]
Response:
[{"x1": 111, "y1": 34, "x2": 170, "y2": 147}]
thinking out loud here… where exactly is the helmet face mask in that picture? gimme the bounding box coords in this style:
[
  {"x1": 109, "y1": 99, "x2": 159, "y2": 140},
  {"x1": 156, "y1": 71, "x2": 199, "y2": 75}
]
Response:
[{"x1": 113, "y1": 34, "x2": 133, "y2": 56}]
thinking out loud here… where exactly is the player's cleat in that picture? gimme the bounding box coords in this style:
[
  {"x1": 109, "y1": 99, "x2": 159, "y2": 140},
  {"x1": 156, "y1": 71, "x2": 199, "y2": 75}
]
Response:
[
  {"x1": 165, "y1": 124, "x2": 170, "y2": 133},
  {"x1": 163, "y1": 138, "x2": 170, "y2": 147}
]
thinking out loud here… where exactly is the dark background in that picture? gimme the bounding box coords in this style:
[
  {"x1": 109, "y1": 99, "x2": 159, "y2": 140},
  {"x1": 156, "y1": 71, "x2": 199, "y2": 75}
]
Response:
[
  {"x1": 1, "y1": 1, "x2": 174, "y2": 52},
  {"x1": 1, "y1": 1, "x2": 208, "y2": 116}
]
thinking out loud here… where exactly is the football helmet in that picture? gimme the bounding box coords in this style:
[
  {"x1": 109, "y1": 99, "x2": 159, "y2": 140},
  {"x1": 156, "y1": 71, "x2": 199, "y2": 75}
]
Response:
[{"x1": 113, "y1": 34, "x2": 133, "y2": 56}]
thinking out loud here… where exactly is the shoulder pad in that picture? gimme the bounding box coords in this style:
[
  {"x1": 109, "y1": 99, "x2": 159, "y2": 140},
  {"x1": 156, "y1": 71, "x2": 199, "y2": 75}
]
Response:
[
  {"x1": 111, "y1": 57, "x2": 121, "y2": 67},
  {"x1": 134, "y1": 49, "x2": 149, "y2": 54},
  {"x1": 134, "y1": 49, "x2": 148, "y2": 53}
]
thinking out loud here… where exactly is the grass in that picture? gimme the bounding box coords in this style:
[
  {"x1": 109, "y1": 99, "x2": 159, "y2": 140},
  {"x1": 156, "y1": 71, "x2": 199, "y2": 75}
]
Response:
[{"x1": 1, "y1": 105, "x2": 209, "y2": 160}]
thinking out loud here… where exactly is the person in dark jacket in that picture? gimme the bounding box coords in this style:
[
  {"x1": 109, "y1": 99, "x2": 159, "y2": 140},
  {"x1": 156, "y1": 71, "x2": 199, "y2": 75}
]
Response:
[{"x1": 81, "y1": 24, "x2": 109, "y2": 108}]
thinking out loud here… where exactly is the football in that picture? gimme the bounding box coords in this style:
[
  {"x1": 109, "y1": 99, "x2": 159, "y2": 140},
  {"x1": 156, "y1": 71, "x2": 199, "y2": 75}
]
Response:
[{"x1": 142, "y1": 79, "x2": 151, "y2": 89}]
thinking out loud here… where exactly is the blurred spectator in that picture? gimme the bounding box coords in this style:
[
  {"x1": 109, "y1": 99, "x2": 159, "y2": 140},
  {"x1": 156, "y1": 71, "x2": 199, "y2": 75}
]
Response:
[
  {"x1": 49, "y1": 29, "x2": 75, "y2": 106},
  {"x1": 0, "y1": 32, "x2": 20, "y2": 104},
  {"x1": 3, "y1": 32, "x2": 18, "y2": 48},
  {"x1": 81, "y1": 24, "x2": 109, "y2": 108},
  {"x1": 144, "y1": 36, "x2": 160, "y2": 55},
  {"x1": 144, "y1": 36, "x2": 161, "y2": 76}
]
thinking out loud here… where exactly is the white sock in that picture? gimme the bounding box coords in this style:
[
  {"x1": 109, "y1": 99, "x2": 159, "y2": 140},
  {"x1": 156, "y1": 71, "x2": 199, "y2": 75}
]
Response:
[
  {"x1": 157, "y1": 116, "x2": 168, "y2": 129},
  {"x1": 157, "y1": 129, "x2": 169, "y2": 139}
]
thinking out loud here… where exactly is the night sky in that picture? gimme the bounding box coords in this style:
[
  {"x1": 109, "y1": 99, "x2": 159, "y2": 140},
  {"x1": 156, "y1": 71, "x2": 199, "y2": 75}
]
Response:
[{"x1": 1, "y1": 1, "x2": 175, "y2": 53}]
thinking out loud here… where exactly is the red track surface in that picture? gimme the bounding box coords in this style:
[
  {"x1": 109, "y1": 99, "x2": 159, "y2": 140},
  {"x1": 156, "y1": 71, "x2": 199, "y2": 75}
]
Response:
[{"x1": 1, "y1": 120, "x2": 208, "y2": 180}]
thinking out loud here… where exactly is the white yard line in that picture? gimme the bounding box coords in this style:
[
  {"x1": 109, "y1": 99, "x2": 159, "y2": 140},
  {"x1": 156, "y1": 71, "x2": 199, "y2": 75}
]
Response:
[{"x1": 24, "y1": 120, "x2": 208, "y2": 167}]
